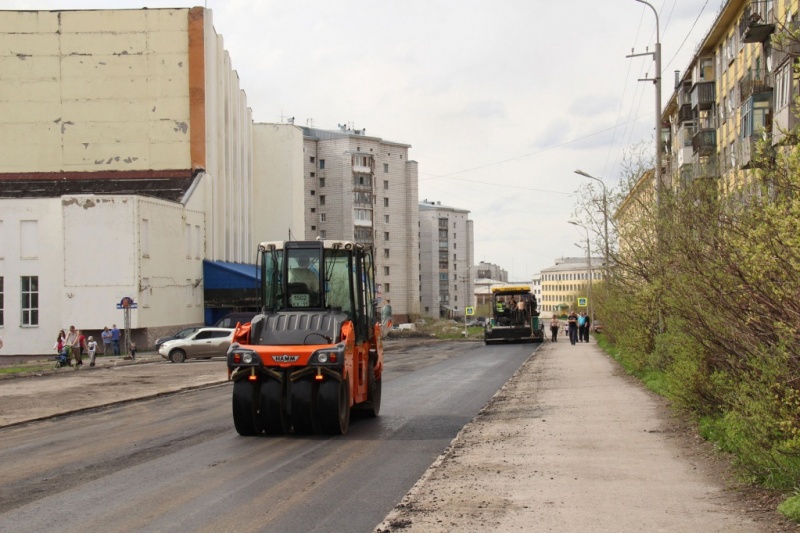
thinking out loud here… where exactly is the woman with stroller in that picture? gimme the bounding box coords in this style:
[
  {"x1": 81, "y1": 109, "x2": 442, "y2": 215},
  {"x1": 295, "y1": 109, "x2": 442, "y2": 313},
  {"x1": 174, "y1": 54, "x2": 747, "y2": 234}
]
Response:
[{"x1": 54, "y1": 330, "x2": 69, "y2": 367}]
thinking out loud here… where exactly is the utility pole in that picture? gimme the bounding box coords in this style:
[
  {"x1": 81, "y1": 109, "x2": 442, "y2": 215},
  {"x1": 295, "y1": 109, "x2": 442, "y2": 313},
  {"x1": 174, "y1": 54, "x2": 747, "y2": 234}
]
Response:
[{"x1": 628, "y1": 0, "x2": 662, "y2": 204}]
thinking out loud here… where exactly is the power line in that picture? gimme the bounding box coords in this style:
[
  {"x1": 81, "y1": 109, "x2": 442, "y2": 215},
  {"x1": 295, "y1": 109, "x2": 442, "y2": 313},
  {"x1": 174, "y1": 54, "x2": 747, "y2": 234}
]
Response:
[{"x1": 664, "y1": 0, "x2": 711, "y2": 71}]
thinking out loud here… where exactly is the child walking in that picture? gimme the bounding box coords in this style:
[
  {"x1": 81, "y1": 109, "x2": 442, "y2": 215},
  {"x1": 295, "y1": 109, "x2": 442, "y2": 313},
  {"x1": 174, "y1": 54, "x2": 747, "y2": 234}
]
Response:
[{"x1": 87, "y1": 336, "x2": 98, "y2": 367}]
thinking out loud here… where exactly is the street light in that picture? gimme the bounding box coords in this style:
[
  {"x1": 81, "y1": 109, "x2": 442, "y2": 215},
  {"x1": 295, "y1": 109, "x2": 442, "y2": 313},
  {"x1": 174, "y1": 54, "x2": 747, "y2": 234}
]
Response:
[
  {"x1": 574, "y1": 169, "x2": 609, "y2": 287},
  {"x1": 569, "y1": 221, "x2": 593, "y2": 326}
]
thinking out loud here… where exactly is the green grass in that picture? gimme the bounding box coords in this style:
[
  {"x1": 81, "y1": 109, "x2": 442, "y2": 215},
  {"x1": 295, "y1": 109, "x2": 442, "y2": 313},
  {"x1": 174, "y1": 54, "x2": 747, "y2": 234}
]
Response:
[
  {"x1": 0, "y1": 363, "x2": 53, "y2": 375},
  {"x1": 778, "y1": 494, "x2": 800, "y2": 522}
]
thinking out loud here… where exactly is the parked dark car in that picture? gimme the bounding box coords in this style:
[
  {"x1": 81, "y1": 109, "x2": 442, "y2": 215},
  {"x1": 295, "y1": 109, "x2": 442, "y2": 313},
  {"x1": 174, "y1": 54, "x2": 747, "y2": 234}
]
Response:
[
  {"x1": 213, "y1": 312, "x2": 258, "y2": 329},
  {"x1": 154, "y1": 326, "x2": 202, "y2": 350}
]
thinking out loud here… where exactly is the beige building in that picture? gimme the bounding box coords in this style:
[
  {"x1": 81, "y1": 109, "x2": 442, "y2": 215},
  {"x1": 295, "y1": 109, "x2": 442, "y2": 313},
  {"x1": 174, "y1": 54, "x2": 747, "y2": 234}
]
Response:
[
  {"x1": 419, "y1": 200, "x2": 474, "y2": 318},
  {"x1": 539, "y1": 257, "x2": 602, "y2": 318},
  {"x1": 0, "y1": 8, "x2": 265, "y2": 353},
  {"x1": 662, "y1": 0, "x2": 799, "y2": 193}
]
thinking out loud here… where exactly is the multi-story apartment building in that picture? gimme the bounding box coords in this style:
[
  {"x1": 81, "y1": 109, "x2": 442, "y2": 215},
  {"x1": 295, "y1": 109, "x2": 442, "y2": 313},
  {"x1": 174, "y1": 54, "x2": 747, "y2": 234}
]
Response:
[
  {"x1": 539, "y1": 257, "x2": 603, "y2": 318},
  {"x1": 419, "y1": 200, "x2": 474, "y2": 318},
  {"x1": 300, "y1": 125, "x2": 420, "y2": 322},
  {"x1": 471, "y1": 261, "x2": 508, "y2": 282},
  {"x1": 662, "y1": 0, "x2": 799, "y2": 192}
]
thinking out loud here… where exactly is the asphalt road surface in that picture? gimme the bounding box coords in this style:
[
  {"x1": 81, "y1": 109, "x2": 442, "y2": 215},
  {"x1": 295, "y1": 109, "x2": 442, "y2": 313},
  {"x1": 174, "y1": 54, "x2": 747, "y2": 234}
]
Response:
[{"x1": 0, "y1": 340, "x2": 537, "y2": 532}]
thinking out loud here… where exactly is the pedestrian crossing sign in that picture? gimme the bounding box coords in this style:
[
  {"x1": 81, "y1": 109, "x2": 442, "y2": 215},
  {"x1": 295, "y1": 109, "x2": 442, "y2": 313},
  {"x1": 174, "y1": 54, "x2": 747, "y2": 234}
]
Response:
[
  {"x1": 578, "y1": 298, "x2": 587, "y2": 307},
  {"x1": 465, "y1": 306, "x2": 475, "y2": 316}
]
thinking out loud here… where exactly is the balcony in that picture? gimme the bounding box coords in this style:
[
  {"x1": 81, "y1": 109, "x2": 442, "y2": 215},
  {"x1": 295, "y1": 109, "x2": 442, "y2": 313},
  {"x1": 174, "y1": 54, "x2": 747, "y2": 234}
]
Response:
[
  {"x1": 741, "y1": 1, "x2": 775, "y2": 43},
  {"x1": 739, "y1": 135, "x2": 774, "y2": 169},
  {"x1": 692, "y1": 128, "x2": 716, "y2": 154},
  {"x1": 692, "y1": 155, "x2": 719, "y2": 180},
  {"x1": 739, "y1": 70, "x2": 773, "y2": 104},
  {"x1": 678, "y1": 104, "x2": 693, "y2": 123},
  {"x1": 690, "y1": 82, "x2": 716, "y2": 110},
  {"x1": 772, "y1": 104, "x2": 800, "y2": 145}
]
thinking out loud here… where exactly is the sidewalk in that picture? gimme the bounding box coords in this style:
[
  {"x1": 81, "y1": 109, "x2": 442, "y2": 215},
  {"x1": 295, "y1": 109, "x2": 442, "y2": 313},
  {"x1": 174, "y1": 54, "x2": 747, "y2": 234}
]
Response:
[{"x1": 376, "y1": 337, "x2": 773, "y2": 532}]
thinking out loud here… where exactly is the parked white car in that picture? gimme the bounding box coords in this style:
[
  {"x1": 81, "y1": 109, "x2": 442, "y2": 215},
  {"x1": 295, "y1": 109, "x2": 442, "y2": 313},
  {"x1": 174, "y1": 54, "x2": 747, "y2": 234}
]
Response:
[{"x1": 158, "y1": 327, "x2": 234, "y2": 363}]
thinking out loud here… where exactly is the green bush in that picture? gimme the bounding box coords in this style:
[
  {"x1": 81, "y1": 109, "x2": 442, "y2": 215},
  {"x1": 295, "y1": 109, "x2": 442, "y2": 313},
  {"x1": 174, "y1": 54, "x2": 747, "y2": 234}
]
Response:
[{"x1": 778, "y1": 494, "x2": 800, "y2": 523}]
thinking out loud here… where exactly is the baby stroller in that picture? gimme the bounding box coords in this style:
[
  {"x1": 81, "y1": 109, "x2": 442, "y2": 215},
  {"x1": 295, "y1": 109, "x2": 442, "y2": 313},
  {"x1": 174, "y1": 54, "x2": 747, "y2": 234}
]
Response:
[{"x1": 55, "y1": 346, "x2": 71, "y2": 368}]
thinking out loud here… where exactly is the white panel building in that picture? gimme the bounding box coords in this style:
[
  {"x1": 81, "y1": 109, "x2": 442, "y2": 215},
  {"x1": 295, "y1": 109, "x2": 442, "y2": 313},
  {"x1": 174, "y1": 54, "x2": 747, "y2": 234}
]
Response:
[
  {"x1": 300, "y1": 125, "x2": 421, "y2": 322},
  {"x1": 419, "y1": 200, "x2": 474, "y2": 318}
]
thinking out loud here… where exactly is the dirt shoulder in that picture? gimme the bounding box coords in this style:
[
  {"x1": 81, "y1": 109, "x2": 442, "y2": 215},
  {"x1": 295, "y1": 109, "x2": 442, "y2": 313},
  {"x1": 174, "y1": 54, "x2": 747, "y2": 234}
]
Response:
[{"x1": 376, "y1": 339, "x2": 795, "y2": 532}]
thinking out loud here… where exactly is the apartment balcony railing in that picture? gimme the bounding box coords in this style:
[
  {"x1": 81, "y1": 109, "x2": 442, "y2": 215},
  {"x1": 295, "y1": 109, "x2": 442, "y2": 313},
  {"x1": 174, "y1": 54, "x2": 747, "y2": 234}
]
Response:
[
  {"x1": 692, "y1": 155, "x2": 719, "y2": 180},
  {"x1": 692, "y1": 128, "x2": 716, "y2": 154},
  {"x1": 741, "y1": 1, "x2": 775, "y2": 43},
  {"x1": 691, "y1": 82, "x2": 716, "y2": 110},
  {"x1": 739, "y1": 70, "x2": 773, "y2": 104},
  {"x1": 678, "y1": 104, "x2": 693, "y2": 123}
]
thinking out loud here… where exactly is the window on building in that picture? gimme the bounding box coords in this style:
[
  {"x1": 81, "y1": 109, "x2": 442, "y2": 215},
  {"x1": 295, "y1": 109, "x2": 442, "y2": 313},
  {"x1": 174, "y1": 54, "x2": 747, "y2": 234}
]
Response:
[
  {"x1": 310, "y1": 172, "x2": 315, "y2": 177},
  {"x1": 320, "y1": 230, "x2": 327, "y2": 238},
  {"x1": 453, "y1": 253, "x2": 457, "y2": 261},
  {"x1": 319, "y1": 159, "x2": 325, "y2": 169},
  {"x1": 311, "y1": 208, "x2": 316, "y2": 213},
  {"x1": 311, "y1": 225, "x2": 316, "y2": 231},
  {"x1": 383, "y1": 163, "x2": 389, "y2": 173},
  {"x1": 384, "y1": 248, "x2": 390, "y2": 258},
  {"x1": 320, "y1": 213, "x2": 326, "y2": 222},
  {"x1": 384, "y1": 232, "x2": 390, "y2": 241},
  {"x1": 384, "y1": 214, "x2": 389, "y2": 223},
  {"x1": 21, "y1": 275, "x2": 38, "y2": 326},
  {"x1": 384, "y1": 283, "x2": 390, "y2": 292},
  {"x1": 384, "y1": 266, "x2": 390, "y2": 275},
  {"x1": 319, "y1": 178, "x2": 325, "y2": 187},
  {"x1": 383, "y1": 198, "x2": 389, "y2": 207},
  {"x1": 311, "y1": 190, "x2": 315, "y2": 196},
  {"x1": 310, "y1": 156, "x2": 315, "y2": 163},
  {"x1": 320, "y1": 195, "x2": 326, "y2": 205},
  {"x1": 384, "y1": 180, "x2": 389, "y2": 190},
  {"x1": 20, "y1": 220, "x2": 38, "y2": 259}
]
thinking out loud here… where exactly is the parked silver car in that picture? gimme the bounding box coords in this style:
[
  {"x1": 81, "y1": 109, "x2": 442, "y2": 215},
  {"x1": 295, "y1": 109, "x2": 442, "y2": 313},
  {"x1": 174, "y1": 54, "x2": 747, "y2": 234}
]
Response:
[{"x1": 158, "y1": 327, "x2": 234, "y2": 363}]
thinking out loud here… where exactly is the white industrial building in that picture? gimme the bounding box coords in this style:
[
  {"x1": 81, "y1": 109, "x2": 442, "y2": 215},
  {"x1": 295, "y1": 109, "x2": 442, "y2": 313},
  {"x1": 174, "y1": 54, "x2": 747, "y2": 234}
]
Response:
[{"x1": 0, "y1": 8, "x2": 306, "y2": 355}]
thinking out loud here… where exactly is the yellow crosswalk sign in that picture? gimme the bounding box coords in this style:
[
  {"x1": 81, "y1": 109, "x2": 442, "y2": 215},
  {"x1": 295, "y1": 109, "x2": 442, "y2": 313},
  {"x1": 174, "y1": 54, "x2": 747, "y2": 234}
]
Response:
[
  {"x1": 465, "y1": 306, "x2": 475, "y2": 316},
  {"x1": 578, "y1": 298, "x2": 587, "y2": 307}
]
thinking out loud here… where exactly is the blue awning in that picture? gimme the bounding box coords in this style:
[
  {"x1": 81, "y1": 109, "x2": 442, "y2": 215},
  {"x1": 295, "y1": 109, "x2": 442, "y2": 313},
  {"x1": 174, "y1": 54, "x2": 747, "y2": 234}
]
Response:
[{"x1": 203, "y1": 260, "x2": 260, "y2": 289}]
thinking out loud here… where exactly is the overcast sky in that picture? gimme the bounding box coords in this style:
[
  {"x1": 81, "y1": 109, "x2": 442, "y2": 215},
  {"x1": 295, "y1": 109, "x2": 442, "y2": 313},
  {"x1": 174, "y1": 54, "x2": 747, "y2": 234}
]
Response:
[{"x1": 10, "y1": 0, "x2": 722, "y2": 280}]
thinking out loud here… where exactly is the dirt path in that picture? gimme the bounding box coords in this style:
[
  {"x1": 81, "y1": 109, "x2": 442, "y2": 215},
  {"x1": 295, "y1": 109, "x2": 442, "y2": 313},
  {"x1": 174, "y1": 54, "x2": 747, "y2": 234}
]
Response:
[{"x1": 377, "y1": 339, "x2": 793, "y2": 532}]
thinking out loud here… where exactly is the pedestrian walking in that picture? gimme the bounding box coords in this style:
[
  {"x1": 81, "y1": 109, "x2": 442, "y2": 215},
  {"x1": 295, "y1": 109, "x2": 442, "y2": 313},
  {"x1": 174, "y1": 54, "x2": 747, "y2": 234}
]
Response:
[
  {"x1": 567, "y1": 310, "x2": 579, "y2": 346},
  {"x1": 101, "y1": 326, "x2": 112, "y2": 355},
  {"x1": 549, "y1": 315, "x2": 560, "y2": 342},
  {"x1": 582, "y1": 313, "x2": 591, "y2": 342},
  {"x1": 577, "y1": 312, "x2": 587, "y2": 342},
  {"x1": 65, "y1": 325, "x2": 82, "y2": 367},
  {"x1": 129, "y1": 342, "x2": 137, "y2": 361},
  {"x1": 87, "y1": 336, "x2": 98, "y2": 366},
  {"x1": 111, "y1": 324, "x2": 121, "y2": 356}
]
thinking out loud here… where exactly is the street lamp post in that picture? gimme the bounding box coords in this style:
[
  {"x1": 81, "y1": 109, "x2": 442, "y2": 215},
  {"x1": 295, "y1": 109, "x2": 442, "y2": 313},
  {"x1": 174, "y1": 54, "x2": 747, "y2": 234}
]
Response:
[
  {"x1": 569, "y1": 221, "x2": 593, "y2": 326},
  {"x1": 574, "y1": 169, "x2": 609, "y2": 287}
]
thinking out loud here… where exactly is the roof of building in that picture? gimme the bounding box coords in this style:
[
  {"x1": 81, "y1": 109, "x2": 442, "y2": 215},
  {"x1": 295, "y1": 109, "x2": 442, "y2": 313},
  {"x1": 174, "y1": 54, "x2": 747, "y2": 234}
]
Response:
[
  {"x1": 540, "y1": 259, "x2": 604, "y2": 273},
  {"x1": 0, "y1": 170, "x2": 198, "y2": 203}
]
